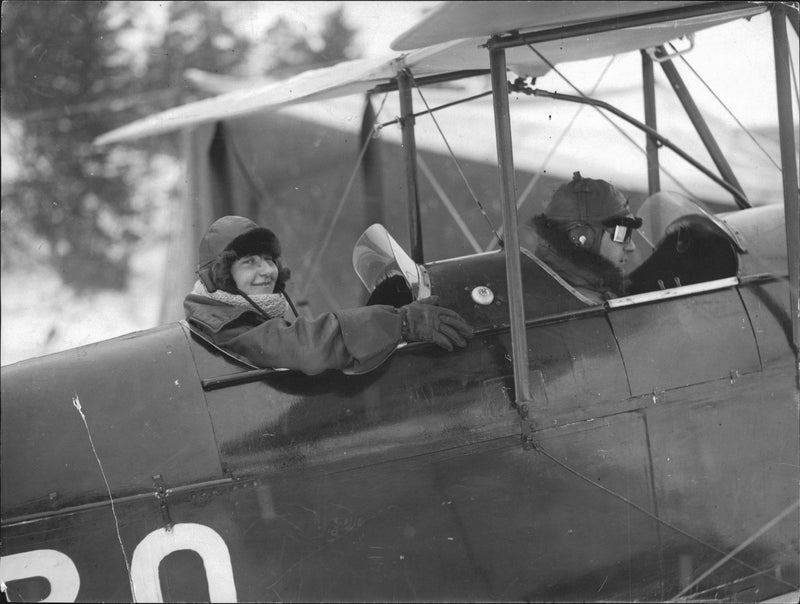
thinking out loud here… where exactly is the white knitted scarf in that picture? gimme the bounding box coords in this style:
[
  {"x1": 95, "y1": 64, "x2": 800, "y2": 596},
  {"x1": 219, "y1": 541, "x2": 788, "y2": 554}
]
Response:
[{"x1": 192, "y1": 280, "x2": 289, "y2": 319}]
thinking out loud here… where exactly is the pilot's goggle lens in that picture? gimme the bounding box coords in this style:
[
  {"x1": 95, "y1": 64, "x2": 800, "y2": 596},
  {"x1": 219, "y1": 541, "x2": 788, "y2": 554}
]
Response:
[{"x1": 611, "y1": 225, "x2": 633, "y2": 244}]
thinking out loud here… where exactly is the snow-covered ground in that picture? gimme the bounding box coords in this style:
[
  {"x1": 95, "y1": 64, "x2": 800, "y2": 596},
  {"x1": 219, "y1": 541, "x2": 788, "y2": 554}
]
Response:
[
  {"x1": 0, "y1": 235, "x2": 168, "y2": 366},
  {"x1": 0, "y1": 141, "x2": 179, "y2": 367}
]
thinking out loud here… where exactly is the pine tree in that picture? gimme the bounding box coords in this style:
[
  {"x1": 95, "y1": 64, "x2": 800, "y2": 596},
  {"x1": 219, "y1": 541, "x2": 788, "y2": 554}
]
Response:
[
  {"x1": 255, "y1": 5, "x2": 359, "y2": 77},
  {"x1": 2, "y1": 1, "x2": 137, "y2": 288},
  {"x1": 1, "y1": 1, "x2": 252, "y2": 289}
]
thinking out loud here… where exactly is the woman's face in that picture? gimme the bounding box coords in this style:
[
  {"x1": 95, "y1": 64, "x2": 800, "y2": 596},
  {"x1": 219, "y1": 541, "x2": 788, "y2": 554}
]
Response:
[{"x1": 231, "y1": 254, "x2": 279, "y2": 295}]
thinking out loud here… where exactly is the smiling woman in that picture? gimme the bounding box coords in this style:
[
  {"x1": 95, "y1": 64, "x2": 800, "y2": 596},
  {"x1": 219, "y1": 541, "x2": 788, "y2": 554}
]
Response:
[
  {"x1": 198, "y1": 217, "x2": 290, "y2": 299},
  {"x1": 182, "y1": 215, "x2": 474, "y2": 375}
]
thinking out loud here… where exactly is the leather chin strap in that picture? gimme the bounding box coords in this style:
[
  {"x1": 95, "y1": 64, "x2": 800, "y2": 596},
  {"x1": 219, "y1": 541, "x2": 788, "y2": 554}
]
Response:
[
  {"x1": 282, "y1": 289, "x2": 299, "y2": 318},
  {"x1": 237, "y1": 289, "x2": 271, "y2": 320}
]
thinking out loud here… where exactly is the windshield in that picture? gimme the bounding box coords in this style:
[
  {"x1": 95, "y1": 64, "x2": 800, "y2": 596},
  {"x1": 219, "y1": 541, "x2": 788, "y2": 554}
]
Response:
[{"x1": 352, "y1": 224, "x2": 431, "y2": 300}]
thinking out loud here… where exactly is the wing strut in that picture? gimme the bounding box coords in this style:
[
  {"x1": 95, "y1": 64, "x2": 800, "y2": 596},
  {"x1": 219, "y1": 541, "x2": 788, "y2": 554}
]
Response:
[
  {"x1": 771, "y1": 3, "x2": 800, "y2": 383},
  {"x1": 641, "y1": 49, "x2": 661, "y2": 196},
  {"x1": 654, "y1": 45, "x2": 749, "y2": 208},
  {"x1": 398, "y1": 69, "x2": 424, "y2": 264},
  {"x1": 489, "y1": 44, "x2": 533, "y2": 410}
]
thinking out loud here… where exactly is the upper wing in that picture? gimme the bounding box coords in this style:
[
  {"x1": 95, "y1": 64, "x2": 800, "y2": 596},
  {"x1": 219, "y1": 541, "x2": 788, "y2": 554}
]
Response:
[
  {"x1": 95, "y1": 1, "x2": 764, "y2": 145},
  {"x1": 391, "y1": 1, "x2": 764, "y2": 50},
  {"x1": 94, "y1": 42, "x2": 490, "y2": 145}
]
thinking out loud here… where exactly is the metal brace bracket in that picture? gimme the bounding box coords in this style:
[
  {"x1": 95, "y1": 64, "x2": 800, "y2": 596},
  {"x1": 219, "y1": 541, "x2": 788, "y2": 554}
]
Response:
[
  {"x1": 153, "y1": 474, "x2": 173, "y2": 532},
  {"x1": 518, "y1": 404, "x2": 539, "y2": 451},
  {"x1": 646, "y1": 34, "x2": 695, "y2": 63},
  {"x1": 652, "y1": 387, "x2": 666, "y2": 405}
]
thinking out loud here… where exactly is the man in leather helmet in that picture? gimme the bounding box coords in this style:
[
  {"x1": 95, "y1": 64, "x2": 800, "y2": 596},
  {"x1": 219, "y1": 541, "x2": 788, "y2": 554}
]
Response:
[
  {"x1": 530, "y1": 172, "x2": 642, "y2": 303},
  {"x1": 184, "y1": 216, "x2": 474, "y2": 375}
]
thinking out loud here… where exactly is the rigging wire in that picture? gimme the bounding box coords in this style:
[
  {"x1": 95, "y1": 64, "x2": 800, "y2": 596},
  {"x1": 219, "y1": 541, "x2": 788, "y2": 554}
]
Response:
[
  {"x1": 534, "y1": 444, "x2": 799, "y2": 596},
  {"x1": 376, "y1": 90, "x2": 494, "y2": 130},
  {"x1": 225, "y1": 129, "x2": 343, "y2": 311},
  {"x1": 485, "y1": 54, "x2": 618, "y2": 252},
  {"x1": 523, "y1": 44, "x2": 794, "y2": 286},
  {"x1": 406, "y1": 70, "x2": 503, "y2": 248},
  {"x1": 300, "y1": 93, "x2": 390, "y2": 301},
  {"x1": 417, "y1": 153, "x2": 483, "y2": 253},
  {"x1": 669, "y1": 42, "x2": 783, "y2": 173},
  {"x1": 789, "y1": 43, "x2": 800, "y2": 134},
  {"x1": 526, "y1": 44, "x2": 698, "y2": 201},
  {"x1": 670, "y1": 498, "x2": 800, "y2": 600},
  {"x1": 517, "y1": 56, "x2": 617, "y2": 206}
]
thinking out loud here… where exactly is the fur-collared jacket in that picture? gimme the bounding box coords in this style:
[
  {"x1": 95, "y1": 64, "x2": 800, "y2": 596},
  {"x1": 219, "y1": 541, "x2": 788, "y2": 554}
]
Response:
[
  {"x1": 530, "y1": 216, "x2": 626, "y2": 304},
  {"x1": 184, "y1": 291, "x2": 402, "y2": 376}
]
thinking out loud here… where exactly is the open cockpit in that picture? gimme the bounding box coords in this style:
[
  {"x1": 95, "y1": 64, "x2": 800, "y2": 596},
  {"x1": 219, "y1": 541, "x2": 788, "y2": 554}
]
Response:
[{"x1": 626, "y1": 191, "x2": 742, "y2": 295}]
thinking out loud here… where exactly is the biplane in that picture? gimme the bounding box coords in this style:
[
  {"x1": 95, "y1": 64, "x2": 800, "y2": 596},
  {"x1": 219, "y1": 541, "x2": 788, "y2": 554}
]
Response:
[{"x1": 2, "y1": 1, "x2": 798, "y2": 602}]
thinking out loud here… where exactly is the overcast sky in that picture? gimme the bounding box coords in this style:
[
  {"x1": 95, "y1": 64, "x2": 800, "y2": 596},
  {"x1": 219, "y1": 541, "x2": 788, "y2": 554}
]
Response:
[{"x1": 223, "y1": 1, "x2": 797, "y2": 128}]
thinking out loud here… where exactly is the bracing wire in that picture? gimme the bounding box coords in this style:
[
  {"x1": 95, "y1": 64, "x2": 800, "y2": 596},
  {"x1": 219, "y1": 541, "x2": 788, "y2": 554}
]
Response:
[
  {"x1": 535, "y1": 445, "x2": 799, "y2": 598},
  {"x1": 376, "y1": 90, "x2": 494, "y2": 130},
  {"x1": 526, "y1": 44, "x2": 698, "y2": 201},
  {"x1": 517, "y1": 55, "x2": 617, "y2": 207},
  {"x1": 789, "y1": 43, "x2": 800, "y2": 131},
  {"x1": 299, "y1": 93, "x2": 390, "y2": 301},
  {"x1": 670, "y1": 499, "x2": 800, "y2": 600},
  {"x1": 417, "y1": 153, "x2": 483, "y2": 253},
  {"x1": 485, "y1": 54, "x2": 618, "y2": 252},
  {"x1": 406, "y1": 70, "x2": 503, "y2": 248},
  {"x1": 226, "y1": 130, "x2": 343, "y2": 310},
  {"x1": 670, "y1": 42, "x2": 783, "y2": 173}
]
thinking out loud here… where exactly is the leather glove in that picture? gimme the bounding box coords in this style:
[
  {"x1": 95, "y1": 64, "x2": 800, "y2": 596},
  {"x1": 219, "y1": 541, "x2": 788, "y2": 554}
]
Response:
[{"x1": 399, "y1": 296, "x2": 474, "y2": 351}]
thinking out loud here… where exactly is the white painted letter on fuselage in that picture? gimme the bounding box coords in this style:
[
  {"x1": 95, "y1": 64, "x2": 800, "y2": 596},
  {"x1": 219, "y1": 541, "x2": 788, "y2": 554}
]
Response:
[
  {"x1": 0, "y1": 549, "x2": 80, "y2": 602},
  {"x1": 130, "y1": 523, "x2": 237, "y2": 603}
]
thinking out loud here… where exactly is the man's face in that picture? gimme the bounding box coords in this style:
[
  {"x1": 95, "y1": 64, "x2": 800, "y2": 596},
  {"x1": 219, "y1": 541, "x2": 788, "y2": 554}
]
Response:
[
  {"x1": 231, "y1": 254, "x2": 278, "y2": 295},
  {"x1": 598, "y1": 229, "x2": 636, "y2": 269}
]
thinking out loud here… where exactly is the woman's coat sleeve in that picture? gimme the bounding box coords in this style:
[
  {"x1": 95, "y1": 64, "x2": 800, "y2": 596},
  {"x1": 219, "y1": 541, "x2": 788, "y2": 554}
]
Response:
[{"x1": 184, "y1": 295, "x2": 402, "y2": 375}]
